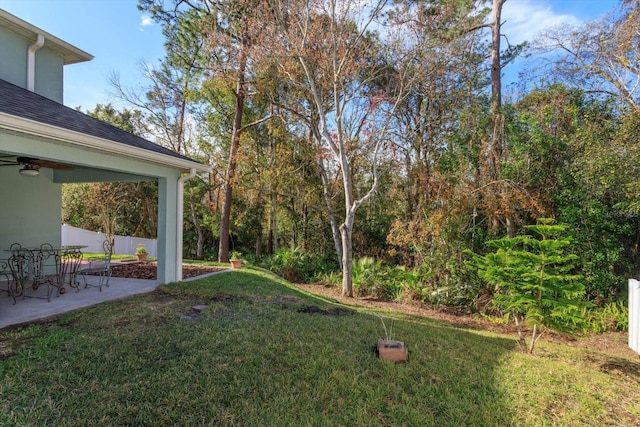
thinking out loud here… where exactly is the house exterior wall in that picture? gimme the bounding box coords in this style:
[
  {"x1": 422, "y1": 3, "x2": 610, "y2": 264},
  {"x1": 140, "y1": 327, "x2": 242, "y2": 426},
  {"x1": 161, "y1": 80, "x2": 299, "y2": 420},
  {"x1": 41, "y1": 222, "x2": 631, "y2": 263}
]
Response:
[
  {"x1": 0, "y1": 10, "x2": 203, "y2": 285},
  {"x1": 34, "y1": 47, "x2": 64, "y2": 103},
  {"x1": 0, "y1": 166, "x2": 62, "y2": 250},
  {"x1": 0, "y1": 25, "x2": 64, "y2": 102},
  {"x1": 0, "y1": 26, "x2": 25, "y2": 87}
]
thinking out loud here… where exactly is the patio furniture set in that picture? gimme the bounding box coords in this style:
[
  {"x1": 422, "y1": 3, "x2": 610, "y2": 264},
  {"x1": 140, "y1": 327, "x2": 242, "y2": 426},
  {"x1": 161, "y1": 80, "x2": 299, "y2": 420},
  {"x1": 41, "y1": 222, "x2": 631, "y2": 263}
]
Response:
[{"x1": 0, "y1": 240, "x2": 113, "y2": 304}]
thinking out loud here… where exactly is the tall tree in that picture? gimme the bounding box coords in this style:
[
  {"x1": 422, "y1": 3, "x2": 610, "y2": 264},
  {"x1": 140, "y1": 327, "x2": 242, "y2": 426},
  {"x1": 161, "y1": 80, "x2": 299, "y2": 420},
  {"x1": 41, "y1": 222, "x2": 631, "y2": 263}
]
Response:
[
  {"x1": 385, "y1": 0, "x2": 491, "y2": 265},
  {"x1": 140, "y1": 0, "x2": 273, "y2": 262},
  {"x1": 475, "y1": 0, "x2": 527, "y2": 237},
  {"x1": 268, "y1": 0, "x2": 420, "y2": 296}
]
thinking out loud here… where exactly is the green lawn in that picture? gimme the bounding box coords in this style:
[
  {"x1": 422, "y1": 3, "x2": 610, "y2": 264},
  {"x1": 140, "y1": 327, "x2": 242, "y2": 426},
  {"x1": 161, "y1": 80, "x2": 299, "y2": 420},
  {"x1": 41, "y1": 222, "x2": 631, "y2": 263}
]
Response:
[{"x1": 1, "y1": 266, "x2": 638, "y2": 426}]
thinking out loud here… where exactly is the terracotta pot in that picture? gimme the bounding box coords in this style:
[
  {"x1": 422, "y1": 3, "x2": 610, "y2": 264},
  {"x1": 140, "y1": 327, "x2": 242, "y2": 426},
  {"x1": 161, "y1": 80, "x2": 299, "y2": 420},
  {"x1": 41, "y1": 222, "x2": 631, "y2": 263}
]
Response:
[
  {"x1": 136, "y1": 252, "x2": 148, "y2": 262},
  {"x1": 230, "y1": 259, "x2": 242, "y2": 269}
]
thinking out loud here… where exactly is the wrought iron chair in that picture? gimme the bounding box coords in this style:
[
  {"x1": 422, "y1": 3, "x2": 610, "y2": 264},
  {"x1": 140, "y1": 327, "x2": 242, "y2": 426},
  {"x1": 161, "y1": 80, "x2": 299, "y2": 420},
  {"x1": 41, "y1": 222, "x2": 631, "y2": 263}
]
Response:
[
  {"x1": 58, "y1": 247, "x2": 84, "y2": 293},
  {"x1": 7, "y1": 251, "x2": 30, "y2": 302},
  {"x1": 0, "y1": 258, "x2": 19, "y2": 304},
  {"x1": 31, "y1": 243, "x2": 62, "y2": 301},
  {"x1": 79, "y1": 240, "x2": 113, "y2": 291}
]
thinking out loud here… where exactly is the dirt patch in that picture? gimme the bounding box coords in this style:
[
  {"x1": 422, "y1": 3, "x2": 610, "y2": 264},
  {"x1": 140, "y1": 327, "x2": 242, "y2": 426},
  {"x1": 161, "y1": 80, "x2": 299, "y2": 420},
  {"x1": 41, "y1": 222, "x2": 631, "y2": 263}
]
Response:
[
  {"x1": 295, "y1": 283, "x2": 492, "y2": 329},
  {"x1": 297, "y1": 305, "x2": 354, "y2": 316},
  {"x1": 109, "y1": 262, "x2": 226, "y2": 280}
]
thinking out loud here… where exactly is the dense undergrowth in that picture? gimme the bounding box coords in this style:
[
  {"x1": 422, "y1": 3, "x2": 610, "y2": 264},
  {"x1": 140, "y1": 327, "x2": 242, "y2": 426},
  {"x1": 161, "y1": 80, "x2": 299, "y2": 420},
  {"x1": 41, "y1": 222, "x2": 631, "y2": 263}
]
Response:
[{"x1": 259, "y1": 248, "x2": 629, "y2": 334}]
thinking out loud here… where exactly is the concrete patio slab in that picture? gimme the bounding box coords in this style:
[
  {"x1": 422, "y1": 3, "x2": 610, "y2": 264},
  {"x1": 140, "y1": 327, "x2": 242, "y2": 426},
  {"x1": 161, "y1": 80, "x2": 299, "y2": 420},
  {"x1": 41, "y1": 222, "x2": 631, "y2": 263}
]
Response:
[
  {"x1": 0, "y1": 264, "x2": 229, "y2": 330},
  {"x1": 0, "y1": 276, "x2": 161, "y2": 330}
]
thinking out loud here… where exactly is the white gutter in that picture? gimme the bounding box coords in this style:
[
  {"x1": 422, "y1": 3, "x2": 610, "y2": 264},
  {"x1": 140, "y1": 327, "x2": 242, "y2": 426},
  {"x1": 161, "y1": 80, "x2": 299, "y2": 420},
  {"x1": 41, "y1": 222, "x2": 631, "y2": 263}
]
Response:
[
  {"x1": 27, "y1": 34, "x2": 45, "y2": 91},
  {"x1": 176, "y1": 168, "x2": 198, "y2": 280}
]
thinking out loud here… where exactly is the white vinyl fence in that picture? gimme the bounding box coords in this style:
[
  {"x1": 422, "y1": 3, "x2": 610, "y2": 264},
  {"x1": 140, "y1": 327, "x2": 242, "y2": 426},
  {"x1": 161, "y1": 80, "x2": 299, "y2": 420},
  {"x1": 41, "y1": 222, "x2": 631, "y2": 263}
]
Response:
[
  {"x1": 629, "y1": 279, "x2": 640, "y2": 355},
  {"x1": 61, "y1": 224, "x2": 157, "y2": 257}
]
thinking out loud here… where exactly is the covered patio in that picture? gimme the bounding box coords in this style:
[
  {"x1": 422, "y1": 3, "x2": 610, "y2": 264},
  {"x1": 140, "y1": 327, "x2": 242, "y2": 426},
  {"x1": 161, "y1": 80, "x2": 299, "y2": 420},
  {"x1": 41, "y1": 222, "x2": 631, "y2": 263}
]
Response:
[{"x1": 0, "y1": 276, "x2": 159, "y2": 330}]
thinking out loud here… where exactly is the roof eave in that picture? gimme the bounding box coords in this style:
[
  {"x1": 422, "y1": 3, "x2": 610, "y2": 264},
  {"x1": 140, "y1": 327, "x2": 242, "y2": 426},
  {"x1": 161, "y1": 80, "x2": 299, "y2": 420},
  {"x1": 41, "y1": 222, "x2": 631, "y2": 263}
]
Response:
[
  {"x1": 0, "y1": 9, "x2": 94, "y2": 65},
  {"x1": 0, "y1": 112, "x2": 212, "y2": 173}
]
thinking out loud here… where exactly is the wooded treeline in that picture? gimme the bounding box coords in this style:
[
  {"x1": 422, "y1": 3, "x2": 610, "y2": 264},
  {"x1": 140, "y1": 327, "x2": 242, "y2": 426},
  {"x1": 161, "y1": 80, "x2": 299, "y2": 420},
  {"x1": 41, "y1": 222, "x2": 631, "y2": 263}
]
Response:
[{"x1": 63, "y1": 0, "x2": 639, "y2": 311}]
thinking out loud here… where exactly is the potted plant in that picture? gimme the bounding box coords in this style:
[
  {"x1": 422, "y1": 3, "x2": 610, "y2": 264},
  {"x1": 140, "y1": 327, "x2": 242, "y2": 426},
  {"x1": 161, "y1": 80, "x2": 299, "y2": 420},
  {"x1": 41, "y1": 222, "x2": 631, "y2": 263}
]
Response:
[
  {"x1": 136, "y1": 244, "x2": 148, "y2": 262},
  {"x1": 229, "y1": 251, "x2": 242, "y2": 269}
]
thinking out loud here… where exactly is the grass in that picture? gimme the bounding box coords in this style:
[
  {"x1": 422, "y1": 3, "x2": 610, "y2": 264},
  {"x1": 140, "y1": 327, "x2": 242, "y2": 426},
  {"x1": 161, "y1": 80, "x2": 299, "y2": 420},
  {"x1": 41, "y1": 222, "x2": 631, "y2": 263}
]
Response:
[
  {"x1": 82, "y1": 251, "x2": 149, "y2": 261},
  {"x1": 1, "y1": 266, "x2": 639, "y2": 425}
]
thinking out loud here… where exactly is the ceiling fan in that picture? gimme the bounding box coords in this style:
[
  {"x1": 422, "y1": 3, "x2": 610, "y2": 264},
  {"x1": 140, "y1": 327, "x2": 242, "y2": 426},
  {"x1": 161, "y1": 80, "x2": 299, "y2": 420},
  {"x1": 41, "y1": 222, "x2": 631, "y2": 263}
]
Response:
[{"x1": 0, "y1": 156, "x2": 72, "y2": 176}]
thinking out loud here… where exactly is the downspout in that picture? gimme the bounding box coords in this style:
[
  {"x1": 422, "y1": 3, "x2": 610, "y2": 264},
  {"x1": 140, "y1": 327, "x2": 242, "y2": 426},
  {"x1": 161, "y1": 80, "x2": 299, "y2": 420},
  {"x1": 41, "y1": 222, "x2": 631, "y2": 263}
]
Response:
[
  {"x1": 177, "y1": 168, "x2": 197, "y2": 280},
  {"x1": 27, "y1": 34, "x2": 45, "y2": 92}
]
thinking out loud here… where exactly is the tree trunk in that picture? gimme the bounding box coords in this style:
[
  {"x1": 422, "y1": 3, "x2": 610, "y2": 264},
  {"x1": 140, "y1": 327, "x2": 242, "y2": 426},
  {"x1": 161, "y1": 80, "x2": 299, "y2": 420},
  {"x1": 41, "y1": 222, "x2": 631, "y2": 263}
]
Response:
[
  {"x1": 270, "y1": 191, "x2": 278, "y2": 254},
  {"x1": 491, "y1": 0, "x2": 510, "y2": 235},
  {"x1": 340, "y1": 223, "x2": 354, "y2": 297},
  {"x1": 514, "y1": 315, "x2": 527, "y2": 353},
  {"x1": 528, "y1": 324, "x2": 538, "y2": 354},
  {"x1": 340, "y1": 145, "x2": 356, "y2": 297},
  {"x1": 483, "y1": 0, "x2": 507, "y2": 237},
  {"x1": 302, "y1": 203, "x2": 308, "y2": 251},
  {"x1": 218, "y1": 47, "x2": 247, "y2": 263},
  {"x1": 490, "y1": 0, "x2": 504, "y2": 125},
  {"x1": 318, "y1": 157, "x2": 343, "y2": 268},
  {"x1": 255, "y1": 233, "x2": 263, "y2": 258},
  {"x1": 190, "y1": 202, "x2": 204, "y2": 260}
]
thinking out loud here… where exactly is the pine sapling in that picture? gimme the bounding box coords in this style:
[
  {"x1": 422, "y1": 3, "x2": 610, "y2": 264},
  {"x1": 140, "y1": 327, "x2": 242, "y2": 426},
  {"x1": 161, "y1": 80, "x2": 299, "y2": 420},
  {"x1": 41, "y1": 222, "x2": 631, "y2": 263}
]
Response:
[{"x1": 468, "y1": 218, "x2": 588, "y2": 354}]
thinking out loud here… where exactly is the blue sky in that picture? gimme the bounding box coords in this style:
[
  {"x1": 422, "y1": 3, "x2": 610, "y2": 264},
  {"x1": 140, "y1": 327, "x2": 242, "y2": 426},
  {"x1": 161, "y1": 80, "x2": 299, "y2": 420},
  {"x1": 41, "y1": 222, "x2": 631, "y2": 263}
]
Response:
[{"x1": 0, "y1": 0, "x2": 621, "y2": 110}]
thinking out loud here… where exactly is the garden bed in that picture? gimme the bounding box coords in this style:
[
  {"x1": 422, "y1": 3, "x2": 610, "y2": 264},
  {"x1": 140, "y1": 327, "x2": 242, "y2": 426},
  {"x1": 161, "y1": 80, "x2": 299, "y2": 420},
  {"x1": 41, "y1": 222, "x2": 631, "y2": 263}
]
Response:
[{"x1": 110, "y1": 262, "x2": 226, "y2": 280}]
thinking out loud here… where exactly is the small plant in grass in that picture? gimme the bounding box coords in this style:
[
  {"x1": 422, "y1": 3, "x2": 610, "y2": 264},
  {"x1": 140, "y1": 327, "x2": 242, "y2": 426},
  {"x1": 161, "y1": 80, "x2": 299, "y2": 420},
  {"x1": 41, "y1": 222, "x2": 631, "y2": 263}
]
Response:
[
  {"x1": 230, "y1": 251, "x2": 242, "y2": 260},
  {"x1": 371, "y1": 312, "x2": 395, "y2": 341},
  {"x1": 371, "y1": 312, "x2": 409, "y2": 362},
  {"x1": 467, "y1": 218, "x2": 589, "y2": 354}
]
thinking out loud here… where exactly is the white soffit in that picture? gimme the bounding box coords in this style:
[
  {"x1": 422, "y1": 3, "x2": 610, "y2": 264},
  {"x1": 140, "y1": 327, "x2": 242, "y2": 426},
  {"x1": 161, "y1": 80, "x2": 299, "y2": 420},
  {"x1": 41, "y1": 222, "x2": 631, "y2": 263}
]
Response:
[{"x1": 0, "y1": 8, "x2": 94, "y2": 64}]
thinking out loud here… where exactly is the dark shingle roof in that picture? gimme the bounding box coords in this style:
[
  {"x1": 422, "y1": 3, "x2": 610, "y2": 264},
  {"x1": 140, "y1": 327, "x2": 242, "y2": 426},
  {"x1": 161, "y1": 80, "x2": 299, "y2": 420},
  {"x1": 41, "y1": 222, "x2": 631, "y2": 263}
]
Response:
[{"x1": 0, "y1": 78, "x2": 199, "y2": 165}]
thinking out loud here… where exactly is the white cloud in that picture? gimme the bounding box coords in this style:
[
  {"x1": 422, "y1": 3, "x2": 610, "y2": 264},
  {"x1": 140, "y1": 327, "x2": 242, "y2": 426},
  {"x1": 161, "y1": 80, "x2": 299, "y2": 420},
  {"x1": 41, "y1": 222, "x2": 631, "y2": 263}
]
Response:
[
  {"x1": 139, "y1": 14, "x2": 153, "y2": 31},
  {"x1": 501, "y1": 0, "x2": 581, "y2": 45}
]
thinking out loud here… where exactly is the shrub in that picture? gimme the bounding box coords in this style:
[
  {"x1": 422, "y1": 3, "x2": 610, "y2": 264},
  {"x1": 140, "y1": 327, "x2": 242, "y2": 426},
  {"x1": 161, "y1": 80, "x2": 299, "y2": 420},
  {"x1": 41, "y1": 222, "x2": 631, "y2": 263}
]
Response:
[
  {"x1": 584, "y1": 300, "x2": 628, "y2": 333},
  {"x1": 352, "y1": 257, "x2": 382, "y2": 297},
  {"x1": 262, "y1": 248, "x2": 338, "y2": 283}
]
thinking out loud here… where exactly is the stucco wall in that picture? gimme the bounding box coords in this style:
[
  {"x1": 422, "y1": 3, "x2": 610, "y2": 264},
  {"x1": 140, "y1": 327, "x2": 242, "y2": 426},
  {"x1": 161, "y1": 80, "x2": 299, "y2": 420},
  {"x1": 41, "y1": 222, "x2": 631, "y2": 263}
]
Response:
[
  {"x1": 0, "y1": 26, "x2": 64, "y2": 103},
  {"x1": 34, "y1": 47, "x2": 64, "y2": 103},
  {"x1": 0, "y1": 26, "x2": 26, "y2": 88},
  {"x1": 0, "y1": 166, "x2": 62, "y2": 252}
]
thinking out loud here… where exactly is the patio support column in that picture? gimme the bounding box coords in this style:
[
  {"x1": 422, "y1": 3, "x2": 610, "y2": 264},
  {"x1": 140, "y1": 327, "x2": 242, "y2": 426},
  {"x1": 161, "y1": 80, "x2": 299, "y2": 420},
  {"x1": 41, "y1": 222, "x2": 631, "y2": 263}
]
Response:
[{"x1": 157, "y1": 175, "x2": 180, "y2": 284}]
